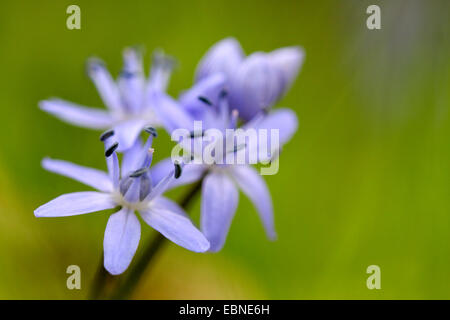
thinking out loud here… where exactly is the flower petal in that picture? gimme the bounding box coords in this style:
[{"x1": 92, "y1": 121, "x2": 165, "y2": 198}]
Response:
[
  {"x1": 42, "y1": 158, "x2": 113, "y2": 192},
  {"x1": 148, "y1": 50, "x2": 174, "y2": 92},
  {"x1": 247, "y1": 108, "x2": 299, "y2": 146},
  {"x1": 123, "y1": 47, "x2": 144, "y2": 74},
  {"x1": 118, "y1": 74, "x2": 144, "y2": 114},
  {"x1": 40, "y1": 99, "x2": 114, "y2": 129},
  {"x1": 121, "y1": 139, "x2": 143, "y2": 176},
  {"x1": 170, "y1": 162, "x2": 206, "y2": 189},
  {"x1": 113, "y1": 119, "x2": 147, "y2": 151},
  {"x1": 149, "y1": 91, "x2": 194, "y2": 133},
  {"x1": 201, "y1": 171, "x2": 239, "y2": 252},
  {"x1": 34, "y1": 192, "x2": 116, "y2": 217},
  {"x1": 151, "y1": 196, "x2": 188, "y2": 218},
  {"x1": 228, "y1": 53, "x2": 285, "y2": 121},
  {"x1": 179, "y1": 73, "x2": 226, "y2": 120},
  {"x1": 195, "y1": 37, "x2": 244, "y2": 82},
  {"x1": 87, "y1": 59, "x2": 123, "y2": 112},
  {"x1": 103, "y1": 209, "x2": 141, "y2": 275},
  {"x1": 150, "y1": 158, "x2": 206, "y2": 189},
  {"x1": 145, "y1": 162, "x2": 186, "y2": 202},
  {"x1": 235, "y1": 108, "x2": 298, "y2": 164},
  {"x1": 118, "y1": 76, "x2": 145, "y2": 115},
  {"x1": 107, "y1": 152, "x2": 120, "y2": 189},
  {"x1": 230, "y1": 165, "x2": 276, "y2": 239},
  {"x1": 140, "y1": 207, "x2": 209, "y2": 252},
  {"x1": 268, "y1": 46, "x2": 305, "y2": 96}
]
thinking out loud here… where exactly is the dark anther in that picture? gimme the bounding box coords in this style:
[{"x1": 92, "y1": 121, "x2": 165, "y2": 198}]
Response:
[
  {"x1": 189, "y1": 130, "x2": 205, "y2": 138},
  {"x1": 145, "y1": 126, "x2": 158, "y2": 137},
  {"x1": 219, "y1": 89, "x2": 228, "y2": 99},
  {"x1": 129, "y1": 167, "x2": 149, "y2": 178},
  {"x1": 100, "y1": 130, "x2": 115, "y2": 142},
  {"x1": 152, "y1": 51, "x2": 176, "y2": 70},
  {"x1": 87, "y1": 58, "x2": 106, "y2": 72},
  {"x1": 198, "y1": 96, "x2": 212, "y2": 106},
  {"x1": 262, "y1": 106, "x2": 271, "y2": 115},
  {"x1": 163, "y1": 56, "x2": 176, "y2": 69},
  {"x1": 120, "y1": 70, "x2": 135, "y2": 78},
  {"x1": 105, "y1": 142, "x2": 119, "y2": 157},
  {"x1": 234, "y1": 143, "x2": 246, "y2": 153},
  {"x1": 174, "y1": 162, "x2": 182, "y2": 179}
]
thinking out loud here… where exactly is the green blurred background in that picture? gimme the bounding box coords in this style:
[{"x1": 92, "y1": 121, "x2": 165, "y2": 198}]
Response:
[{"x1": 0, "y1": 0, "x2": 449, "y2": 299}]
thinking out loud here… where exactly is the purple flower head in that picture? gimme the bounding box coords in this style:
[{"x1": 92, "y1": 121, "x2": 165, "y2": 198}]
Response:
[
  {"x1": 148, "y1": 37, "x2": 304, "y2": 251},
  {"x1": 194, "y1": 37, "x2": 305, "y2": 120},
  {"x1": 35, "y1": 129, "x2": 209, "y2": 275},
  {"x1": 152, "y1": 90, "x2": 298, "y2": 252},
  {"x1": 39, "y1": 47, "x2": 182, "y2": 151}
]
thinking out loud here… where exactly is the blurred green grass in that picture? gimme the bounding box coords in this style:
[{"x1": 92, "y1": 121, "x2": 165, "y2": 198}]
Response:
[{"x1": 0, "y1": 0, "x2": 449, "y2": 299}]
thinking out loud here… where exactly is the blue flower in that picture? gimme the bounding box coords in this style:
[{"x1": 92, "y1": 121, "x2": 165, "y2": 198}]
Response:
[
  {"x1": 174, "y1": 37, "x2": 301, "y2": 162},
  {"x1": 39, "y1": 48, "x2": 185, "y2": 151},
  {"x1": 34, "y1": 129, "x2": 209, "y2": 275},
  {"x1": 151, "y1": 94, "x2": 297, "y2": 252},
  {"x1": 194, "y1": 37, "x2": 305, "y2": 120},
  {"x1": 149, "y1": 38, "x2": 304, "y2": 252}
]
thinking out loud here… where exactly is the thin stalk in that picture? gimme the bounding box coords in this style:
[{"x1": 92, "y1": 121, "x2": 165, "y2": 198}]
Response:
[
  {"x1": 109, "y1": 178, "x2": 204, "y2": 299},
  {"x1": 88, "y1": 253, "x2": 115, "y2": 299}
]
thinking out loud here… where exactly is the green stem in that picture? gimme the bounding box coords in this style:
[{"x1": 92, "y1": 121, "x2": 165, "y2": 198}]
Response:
[
  {"x1": 88, "y1": 253, "x2": 115, "y2": 299},
  {"x1": 109, "y1": 178, "x2": 204, "y2": 299}
]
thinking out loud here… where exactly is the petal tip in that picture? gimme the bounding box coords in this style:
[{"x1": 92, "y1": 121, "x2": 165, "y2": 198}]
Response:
[
  {"x1": 41, "y1": 157, "x2": 52, "y2": 168},
  {"x1": 198, "y1": 239, "x2": 211, "y2": 253},
  {"x1": 103, "y1": 262, "x2": 126, "y2": 276},
  {"x1": 38, "y1": 100, "x2": 51, "y2": 111},
  {"x1": 33, "y1": 209, "x2": 42, "y2": 218},
  {"x1": 206, "y1": 240, "x2": 224, "y2": 253},
  {"x1": 268, "y1": 230, "x2": 278, "y2": 241}
]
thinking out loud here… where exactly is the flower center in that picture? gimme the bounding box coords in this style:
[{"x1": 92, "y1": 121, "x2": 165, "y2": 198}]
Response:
[
  {"x1": 119, "y1": 168, "x2": 153, "y2": 202},
  {"x1": 112, "y1": 191, "x2": 154, "y2": 212}
]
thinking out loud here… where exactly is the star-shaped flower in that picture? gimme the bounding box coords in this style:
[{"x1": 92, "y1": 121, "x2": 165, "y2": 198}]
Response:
[
  {"x1": 194, "y1": 37, "x2": 305, "y2": 120},
  {"x1": 40, "y1": 48, "x2": 184, "y2": 151},
  {"x1": 152, "y1": 93, "x2": 297, "y2": 252},
  {"x1": 148, "y1": 38, "x2": 304, "y2": 251},
  {"x1": 34, "y1": 129, "x2": 209, "y2": 275}
]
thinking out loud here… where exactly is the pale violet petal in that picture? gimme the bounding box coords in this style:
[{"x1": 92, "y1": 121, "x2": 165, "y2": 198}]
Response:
[
  {"x1": 103, "y1": 209, "x2": 141, "y2": 275},
  {"x1": 228, "y1": 53, "x2": 284, "y2": 121},
  {"x1": 150, "y1": 158, "x2": 206, "y2": 189},
  {"x1": 118, "y1": 73, "x2": 144, "y2": 114},
  {"x1": 145, "y1": 162, "x2": 186, "y2": 202},
  {"x1": 148, "y1": 50, "x2": 175, "y2": 92},
  {"x1": 235, "y1": 108, "x2": 298, "y2": 164},
  {"x1": 195, "y1": 38, "x2": 244, "y2": 82},
  {"x1": 247, "y1": 108, "x2": 299, "y2": 146},
  {"x1": 230, "y1": 165, "x2": 276, "y2": 239},
  {"x1": 113, "y1": 119, "x2": 147, "y2": 152},
  {"x1": 149, "y1": 158, "x2": 173, "y2": 186},
  {"x1": 151, "y1": 196, "x2": 188, "y2": 218},
  {"x1": 42, "y1": 158, "x2": 113, "y2": 192},
  {"x1": 179, "y1": 73, "x2": 226, "y2": 119},
  {"x1": 40, "y1": 99, "x2": 114, "y2": 129},
  {"x1": 119, "y1": 47, "x2": 145, "y2": 113},
  {"x1": 140, "y1": 207, "x2": 209, "y2": 252},
  {"x1": 123, "y1": 47, "x2": 144, "y2": 74},
  {"x1": 121, "y1": 139, "x2": 143, "y2": 177},
  {"x1": 34, "y1": 192, "x2": 116, "y2": 217},
  {"x1": 107, "y1": 152, "x2": 120, "y2": 189},
  {"x1": 149, "y1": 91, "x2": 194, "y2": 133},
  {"x1": 201, "y1": 171, "x2": 239, "y2": 252},
  {"x1": 268, "y1": 46, "x2": 305, "y2": 95},
  {"x1": 87, "y1": 59, "x2": 123, "y2": 112}
]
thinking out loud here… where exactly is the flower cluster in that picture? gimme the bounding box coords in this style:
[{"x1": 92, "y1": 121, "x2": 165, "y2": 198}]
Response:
[{"x1": 36, "y1": 38, "x2": 304, "y2": 275}]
